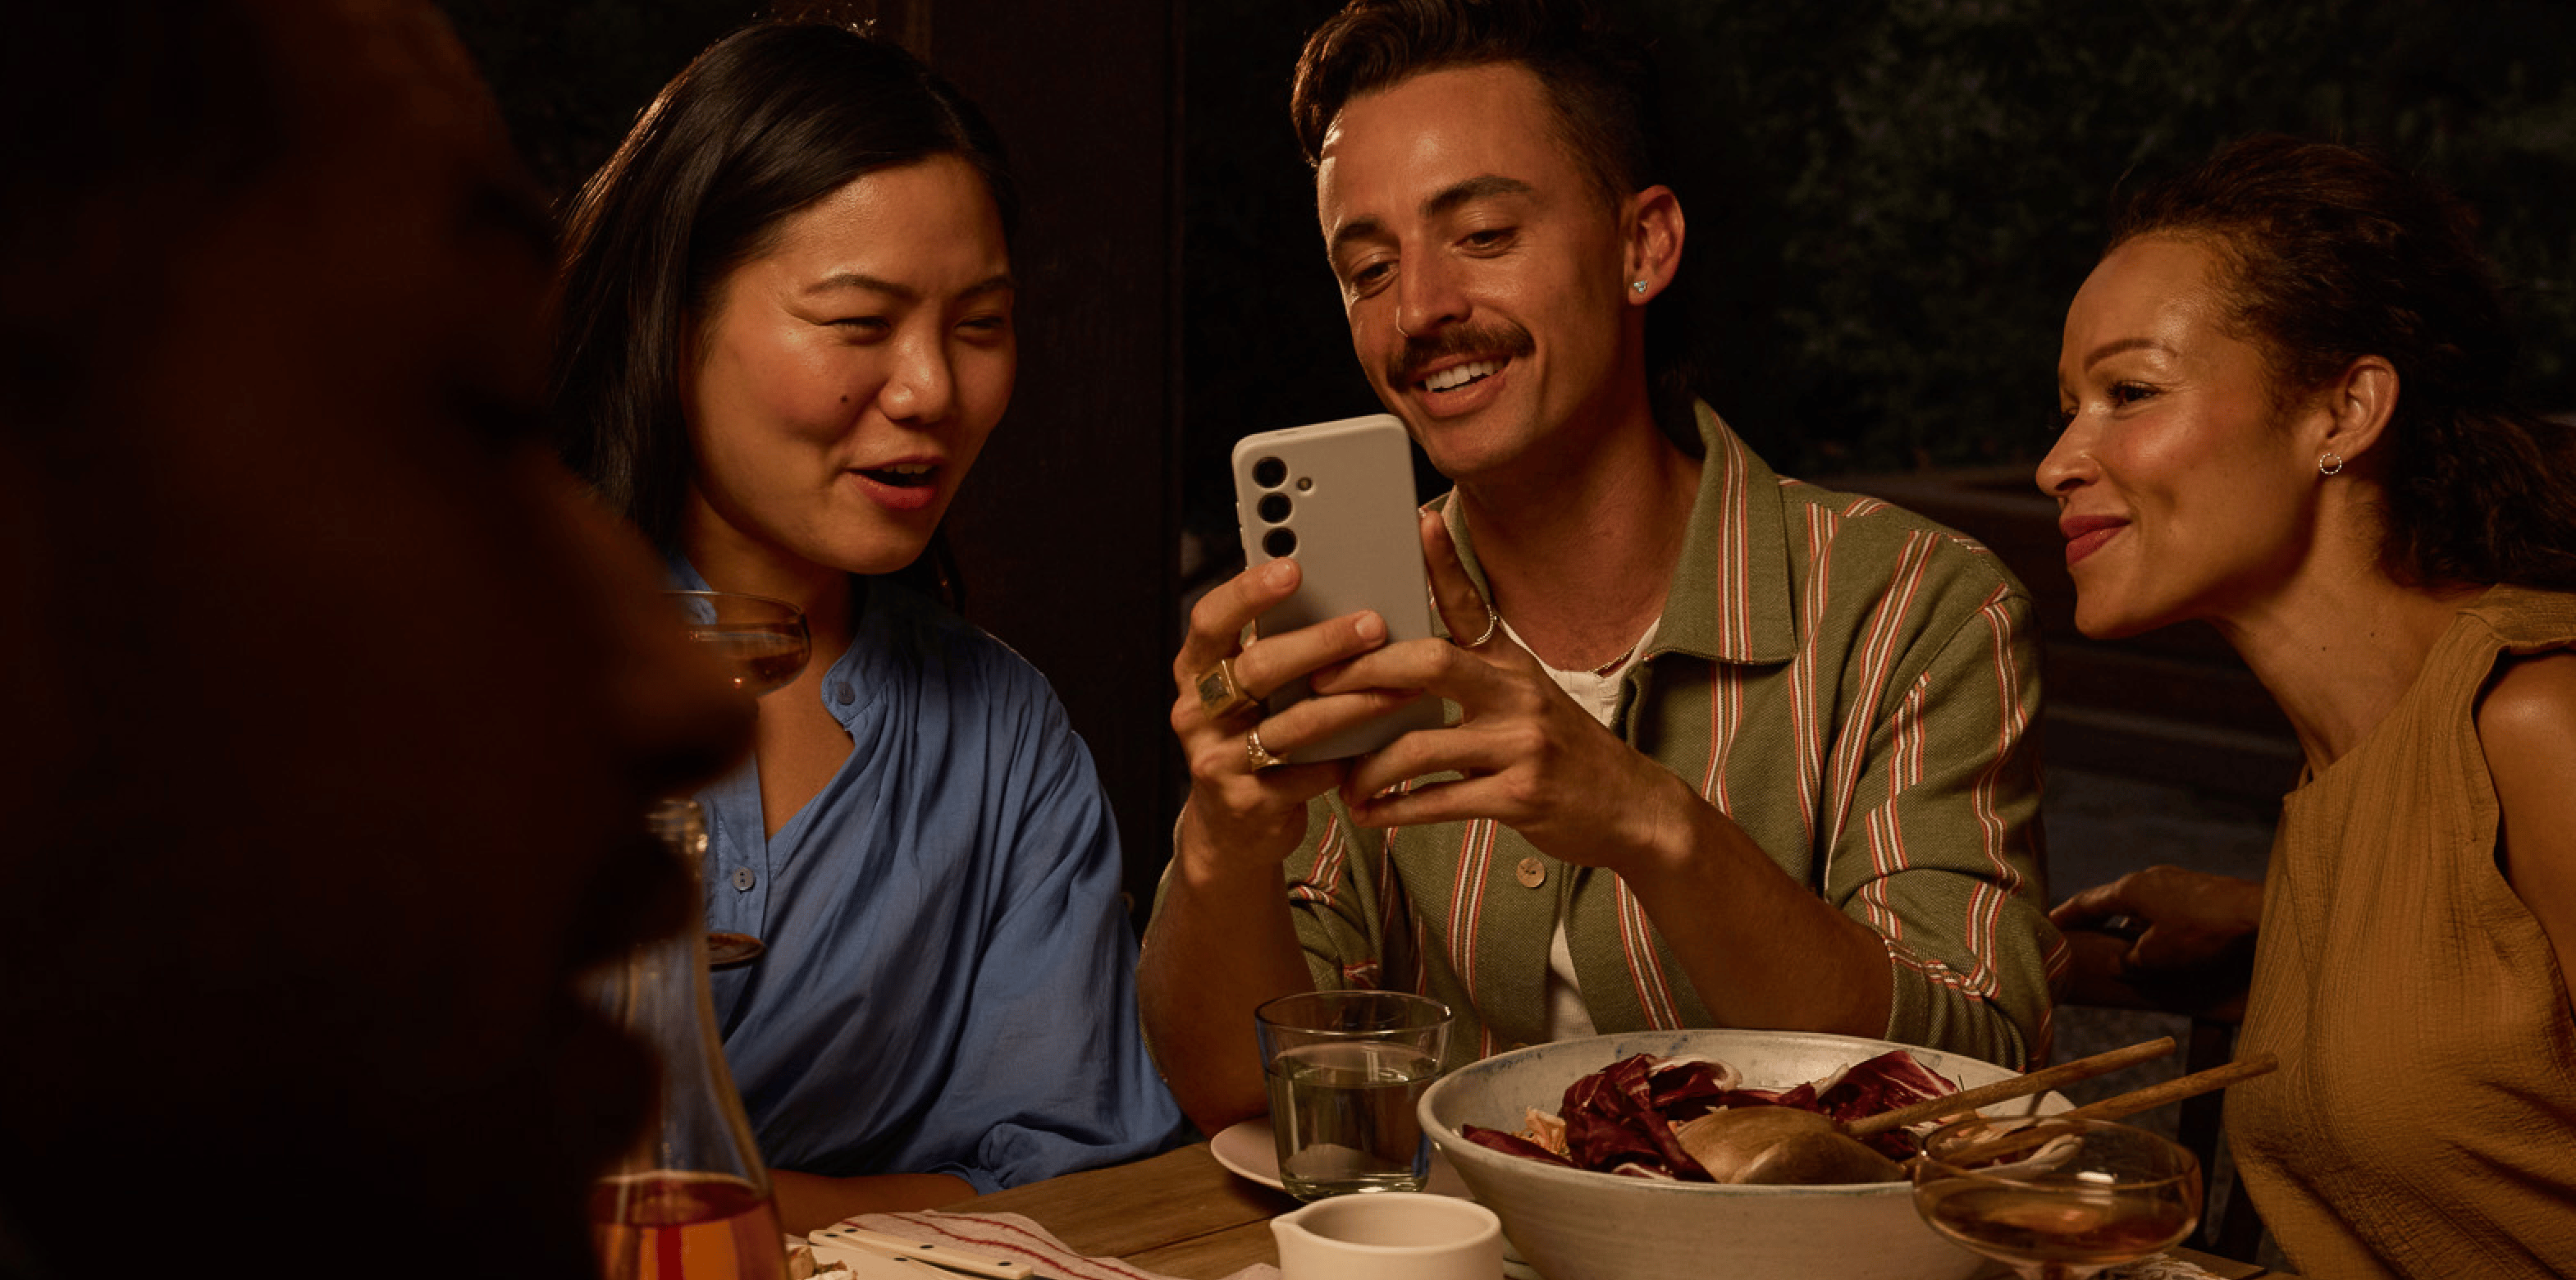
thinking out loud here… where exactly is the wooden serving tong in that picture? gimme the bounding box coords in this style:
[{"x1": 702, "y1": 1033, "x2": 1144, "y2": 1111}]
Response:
[
  {"x1": 1676, "y1": 1037, "x2": 2181, "y2": 1182},
  {"x1": 1921, "y1": 1049, "x2": 2282, "y2": 1169},
  {"x1": 1672, "y1": 1036, "x2": 2277, "y2": 1184},
  {"x1": 1848, "y1": 1035, "x2": 2181, "y2": 1140}
]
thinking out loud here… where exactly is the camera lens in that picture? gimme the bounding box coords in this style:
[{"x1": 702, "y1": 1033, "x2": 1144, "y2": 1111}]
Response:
[
  {"x1": 1258, "y1": 493, "x2": 1291, "y2": 524},
  {"x1": 1263, "y1": 528, "x2": 1297, "y2": 559},
  {"x1": 1252, "y1": 456, "x2": 1287, "y2": 488}
]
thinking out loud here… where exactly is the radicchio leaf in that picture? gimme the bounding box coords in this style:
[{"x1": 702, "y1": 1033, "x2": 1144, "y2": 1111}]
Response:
[
  {"x1": 1560, "y1": 1055, "x2": 1703, "y2": 1177},
  {"x1": 1641, "y1": 1055, "x2": 1740, "y2": 1122},
  {"x1": 1483, "y1": 1049, "x2": 1962, "y2": 1177},
  {"x1": 1805, "y1": 1048, "x2": 1963, "y2": 1159},
  {"x1": 1462, "y1": 1123, "x2": 1578, "y2": 1167}
]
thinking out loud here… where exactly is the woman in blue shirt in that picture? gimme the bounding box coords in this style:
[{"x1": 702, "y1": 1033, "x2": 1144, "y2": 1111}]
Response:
[{"x1": 550, "y1": 19, "x2": 1185, "y2": 1232}]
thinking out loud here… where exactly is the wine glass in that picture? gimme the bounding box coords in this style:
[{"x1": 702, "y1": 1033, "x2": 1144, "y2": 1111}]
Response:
[
  {"x1": 666, "y1": 589, "x2": 811, "y2": 697},
  {"x1": 664, "y1": 590, "x2": 808, "y2": 968},
  {"x1": 1911, "y1": 1114, "x2": 2202, "y2": 1280}
]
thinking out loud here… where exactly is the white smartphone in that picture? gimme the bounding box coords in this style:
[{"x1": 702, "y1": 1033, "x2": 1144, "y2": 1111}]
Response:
[{"x1": 1231, "y1": 414, "x2": 1448, "y2": 762}]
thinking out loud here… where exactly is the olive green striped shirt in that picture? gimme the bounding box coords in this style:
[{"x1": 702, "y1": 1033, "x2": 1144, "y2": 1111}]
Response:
[{"x1": 1286, "y1": 405, "x2": 2064, "y2": 1071}]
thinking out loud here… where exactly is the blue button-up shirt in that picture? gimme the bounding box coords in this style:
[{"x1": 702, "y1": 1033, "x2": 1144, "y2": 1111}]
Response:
[{"x1": 687, "y1": 567, "x2": 1184, "y2": 1192}]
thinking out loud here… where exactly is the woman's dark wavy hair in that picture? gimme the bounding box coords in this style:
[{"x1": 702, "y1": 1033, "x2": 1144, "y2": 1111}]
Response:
[
  {"x1": 1289, "y1": 0, "x2": 1699, "y2": 451},
  {"x1": 2112, "y1": 134, "x2": 2576, "y2": 592},
  {"x1": 549, "y1": 18, "x2": 1016, "y2": 608}
]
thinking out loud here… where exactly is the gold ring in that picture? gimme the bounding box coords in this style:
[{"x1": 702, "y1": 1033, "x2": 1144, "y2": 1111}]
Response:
[
  {"x1": 1194, "y1": 656, "x2": 1258, "y2": 721},
  {"x1": 1459, "y1": 603, "x2": 1501, "y2": 649},
  {"x1": 1246, "y1": 725, "x2": 1286, "y2": 770}
]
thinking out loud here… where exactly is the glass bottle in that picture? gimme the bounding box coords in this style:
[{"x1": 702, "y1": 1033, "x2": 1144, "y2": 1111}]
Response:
[{"x1": 588, "y1": 798, "x2": 789, "y2": 1280}]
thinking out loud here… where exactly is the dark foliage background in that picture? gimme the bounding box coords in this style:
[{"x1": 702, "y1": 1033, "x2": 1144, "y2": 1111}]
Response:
[
  {"x1": 1175, "y1": 0, "x2": 2576, "y2": 552},
  {"x1": 437, "y1": 0, "x2": 2576, "y2": 561},
  {"x1": 1657, "y1": 0, "x2": 2576, "y2": 473}
]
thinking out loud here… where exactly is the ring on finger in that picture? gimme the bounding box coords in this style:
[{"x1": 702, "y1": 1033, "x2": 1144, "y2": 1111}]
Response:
[
  {"x1": 1194, "y1": 656, "x2": 1259, "y2": 721},
  {"x1": 1245, "y1": 724, "x2": 1286, "y2": 770},
  {"x1": 1459, "y1": 601, "x2": 1501, "y2": 649}
]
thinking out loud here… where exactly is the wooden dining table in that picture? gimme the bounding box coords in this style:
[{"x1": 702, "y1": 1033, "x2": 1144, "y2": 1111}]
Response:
[{"x1": 946, "y1": 1141, "x2": 2292, "y2": 1280}]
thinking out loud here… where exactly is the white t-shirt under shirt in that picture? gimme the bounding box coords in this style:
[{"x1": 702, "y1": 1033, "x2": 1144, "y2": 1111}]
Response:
[{"x1": 1500, "y1": 615, "x2": 1661, "y2": 1043}]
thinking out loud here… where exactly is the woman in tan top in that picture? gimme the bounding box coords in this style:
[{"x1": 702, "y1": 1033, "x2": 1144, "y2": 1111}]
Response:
[{"x1": 2039, "y1": 135, "x2": 2576, "y2": 1278}]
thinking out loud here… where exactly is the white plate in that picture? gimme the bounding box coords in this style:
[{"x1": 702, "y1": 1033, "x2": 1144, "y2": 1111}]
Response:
[{"x1": 1210, "y1": 1117, "x2": 1475, "y2": 1199}]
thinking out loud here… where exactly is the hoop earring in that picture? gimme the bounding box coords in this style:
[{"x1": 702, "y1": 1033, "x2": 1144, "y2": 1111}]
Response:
[{"x1": 2318, "y1": 451, "x2": 2345, "y2": 478}]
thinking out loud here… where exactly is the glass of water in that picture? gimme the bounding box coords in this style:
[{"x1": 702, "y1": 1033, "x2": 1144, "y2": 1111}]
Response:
[{"x1": 1256, "y1": 990, "x2": 1454, "y2": 1200}]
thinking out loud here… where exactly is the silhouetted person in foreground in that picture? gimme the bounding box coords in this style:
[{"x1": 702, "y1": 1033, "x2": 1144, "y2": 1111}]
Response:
[{"x1": 0, "y1": 3, "x2": 749, "y2": 1275}]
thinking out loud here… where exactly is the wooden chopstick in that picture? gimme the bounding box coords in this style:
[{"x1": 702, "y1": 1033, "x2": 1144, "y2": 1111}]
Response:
[
  {"x1": 2057, "y1": 1052, "x2": 2279, "y2": 1123},
  {"x1": 1846, "y1": 1036, "x2": 2176, "y2": 1138},
  {"x1": 1931, "y1": 1053, "x2": 2280, "y2": 1168}
]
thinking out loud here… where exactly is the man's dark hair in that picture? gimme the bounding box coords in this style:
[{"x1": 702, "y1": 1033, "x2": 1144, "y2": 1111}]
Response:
[
  {"x1": 2115, "y1": 134, "x2": 2576, "y2": 591},
  {"x1": 548, "y1": 19, "x2": 1015, "y2": 604},
  {"x1": 1290, "y1": 0, "x2": 1664, "y2": 208},
  {"x1": 1290, "y1": 0, "x2": 1701, "y2": 450}
]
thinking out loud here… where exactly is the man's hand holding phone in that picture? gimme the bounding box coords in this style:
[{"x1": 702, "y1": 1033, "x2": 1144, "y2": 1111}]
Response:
[
  {"x1": 1170, "y1": 559, "x2": 1413, "y2": 875},
  {"x1": 1308, "y1": 510, "x2": 1710, "y2": 884},
  {"x1": 1168, "y1": 414, "x2": 1455, "y2": 875},
  {"x1": 1223, "y1": 416, "x2": 1448, "y2": 761}
]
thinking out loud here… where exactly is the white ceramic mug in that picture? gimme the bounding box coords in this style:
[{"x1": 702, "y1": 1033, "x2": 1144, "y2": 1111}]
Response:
[{"x1": 1271, "y1": 1191, "x2": 1503, "y2": 1280}]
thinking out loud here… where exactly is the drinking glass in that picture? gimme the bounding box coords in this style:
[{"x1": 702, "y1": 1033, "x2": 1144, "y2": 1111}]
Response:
[
  {"x1": 1256, "y1": 990, "x2": 1453, "y2": 1200},
  {"x1": 664, "y1": 589, "x2": 805, "y2": 968},
  {"x1": 1911, "y1": 1114, "x2": 2202, "y2": 1280},
  {"x1": 666, "y1": 590, "x2": 811, "y2": 697}
]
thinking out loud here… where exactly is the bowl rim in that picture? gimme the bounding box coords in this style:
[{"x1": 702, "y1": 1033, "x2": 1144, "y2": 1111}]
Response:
[{"x1": 1418, "y1": 1027, "x2": 2061, "y2": 1198}]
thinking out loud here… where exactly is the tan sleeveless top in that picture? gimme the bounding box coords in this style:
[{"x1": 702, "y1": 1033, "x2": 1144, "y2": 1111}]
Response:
[{"x1": 2230, "y1": 586, "x2": 2576, "y2": 1278}]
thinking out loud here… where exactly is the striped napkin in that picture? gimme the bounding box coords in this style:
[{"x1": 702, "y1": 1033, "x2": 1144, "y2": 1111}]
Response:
[
  {"x1": 825, "y1": 1210, "x2": 2222, "y2": 1280},
  {"x1": 834, "y1": 1210, "x2": 1281, "y2": 1280}
]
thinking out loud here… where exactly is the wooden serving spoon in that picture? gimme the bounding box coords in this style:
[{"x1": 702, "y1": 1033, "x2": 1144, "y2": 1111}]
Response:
[{"x1": 1672, "y1": 1037, "x2": 2180, "y2": 1186}]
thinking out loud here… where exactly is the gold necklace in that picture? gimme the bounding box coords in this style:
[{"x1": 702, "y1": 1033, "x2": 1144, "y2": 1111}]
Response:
[{"x1": 1591, "y1": 640, "x2": 1642, "y2": 679}]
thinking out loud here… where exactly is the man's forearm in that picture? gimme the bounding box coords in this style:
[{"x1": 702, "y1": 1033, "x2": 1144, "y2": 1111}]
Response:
[
  {"x1": 1619, "y1": 770, "x2": 1894, "y2": 1039},
  {"x1": 1136, "y1": 819, "x2": 1317, "y2": 1136}
]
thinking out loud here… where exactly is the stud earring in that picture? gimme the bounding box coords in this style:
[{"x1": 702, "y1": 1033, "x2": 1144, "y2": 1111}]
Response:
[
  {"x1": 2318, "y1": 451, "x2": 2345, "y2": 477},
  {"x1": 1631, "y1": 281, "x2": 1649, "y2": 295}
]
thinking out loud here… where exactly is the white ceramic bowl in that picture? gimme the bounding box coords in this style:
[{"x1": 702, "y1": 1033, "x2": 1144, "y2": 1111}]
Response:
[{"x1": 1416, "y1": 1029, "x2": 2067, "y2": 1280}]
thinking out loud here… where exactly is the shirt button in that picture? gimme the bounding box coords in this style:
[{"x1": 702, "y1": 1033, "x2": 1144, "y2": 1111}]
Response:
[
  {"x1": 834, "y1": 682, "x2": 855, "y2": 706},
  {"x1": 1515, "y1": 857, "x2": 1546, "y2": 889},
  {"x1": 731, "y1": 866, "x2": 756, "y2": 891}
]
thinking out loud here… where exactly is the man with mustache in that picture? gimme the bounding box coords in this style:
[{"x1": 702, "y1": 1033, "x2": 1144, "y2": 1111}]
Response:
[{"x1": 1143, "y1": 0, "x2": 2060, "y2": 1133}]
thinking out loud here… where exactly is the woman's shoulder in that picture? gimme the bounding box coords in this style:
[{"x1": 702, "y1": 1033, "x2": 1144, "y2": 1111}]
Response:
[
  {"x1": 2455, "y1": 587, "x2": 2576, "y2": 749},
  {"x1": 2478, "y1": 649, "x2": 2576, "y2": 751}
]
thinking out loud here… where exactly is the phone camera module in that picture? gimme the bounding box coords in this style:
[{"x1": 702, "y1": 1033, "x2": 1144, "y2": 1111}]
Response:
[
  {"x1": 1263, "y1": 528, "x2": 1298, "y2": 559},
  {"x1": 1252, "y1": 456, "x2": 1287, "y2": 489},
  {"x1": 1257, "y1": 493, "x2": 1291, "y2": 524}
]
